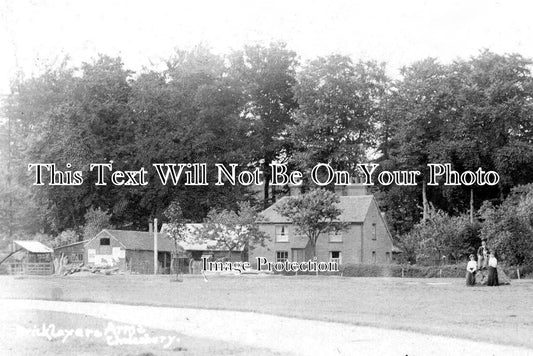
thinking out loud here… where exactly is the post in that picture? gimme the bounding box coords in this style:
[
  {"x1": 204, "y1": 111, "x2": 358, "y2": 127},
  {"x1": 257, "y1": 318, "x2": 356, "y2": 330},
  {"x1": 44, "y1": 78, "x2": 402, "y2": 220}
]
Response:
[{"x1": 154, "y1": 218, "x2": 158, "y2": 275}]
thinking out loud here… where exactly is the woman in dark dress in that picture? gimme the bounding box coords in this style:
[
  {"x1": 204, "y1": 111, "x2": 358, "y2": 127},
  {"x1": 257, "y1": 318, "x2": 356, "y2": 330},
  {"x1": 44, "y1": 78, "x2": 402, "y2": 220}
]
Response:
[
  {"x1": 487, "y1": 251, "x2": 499, "y2": 286},
  {"x1": 466, "y1": 254, "x2": 477, "y2": 286}
]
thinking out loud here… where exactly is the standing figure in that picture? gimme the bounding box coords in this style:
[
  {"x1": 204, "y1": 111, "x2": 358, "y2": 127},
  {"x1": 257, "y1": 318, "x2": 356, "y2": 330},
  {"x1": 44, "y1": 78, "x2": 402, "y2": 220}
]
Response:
[
  {"x1": 487, "y1": 251, "x2": 499, "y2": 287},
  {"x1": 466, "y1": 254, "x2": 477, "y2": 286},
  {"x1": 477, "y1": 240, "x2": 488, "y2": 269}
]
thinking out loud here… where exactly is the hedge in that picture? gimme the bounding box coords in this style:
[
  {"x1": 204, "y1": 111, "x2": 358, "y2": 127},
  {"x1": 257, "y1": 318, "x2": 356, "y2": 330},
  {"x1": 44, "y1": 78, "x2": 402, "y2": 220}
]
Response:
[{"x1": 337, "y1": 263, "x2": 533, "y2": 279}]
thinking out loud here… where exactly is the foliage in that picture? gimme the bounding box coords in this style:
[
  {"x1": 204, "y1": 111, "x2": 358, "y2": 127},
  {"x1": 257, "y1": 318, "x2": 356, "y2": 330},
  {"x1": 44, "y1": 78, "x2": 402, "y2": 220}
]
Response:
[
  {"x1": 82, "y1": 207, "x2": 112, "y2": 240},
  {"x1": 199, "y1": 201, "x2": 268, "y2": 258},
  {"x1": 163, "y1": 200, "x2": 188, "y2": 246},
  {"x1": 479, "y1": 184, "x2": 533, "y2": 265},
  {"x1": 400, "y1": 207, "x2": 479, "y2": 265},
  {"x1": 274, "y1": 189, "x2": 347, "y2": 257},
  {"x1": 5, "y1": 46, "x2": 533, "y2": 251},
  {"x1": 50, "y1": 230, "x2": 79, "y2": 248},
  {"x1": 290, "y1": 56, "x2": 388, "y2": 174},
  {"x1": 229, "y1": 42, "x2": 298, "y2": 206},
  {"x1": 163, "y1": 200, "x2": 189, "y2": 277}
]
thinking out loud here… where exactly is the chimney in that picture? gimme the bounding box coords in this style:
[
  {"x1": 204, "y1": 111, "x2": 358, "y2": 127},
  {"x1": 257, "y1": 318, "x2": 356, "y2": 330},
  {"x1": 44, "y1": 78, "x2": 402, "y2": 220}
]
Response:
[
  {"x1": 334, "y1": 185, "x2": 346, "y2": 196},
  {"x1": 289, "y1": 184, "x2": 302, "y2": 196},
  {"x1": 345, "y1": 184, "x2": 369, "y2": 196}
]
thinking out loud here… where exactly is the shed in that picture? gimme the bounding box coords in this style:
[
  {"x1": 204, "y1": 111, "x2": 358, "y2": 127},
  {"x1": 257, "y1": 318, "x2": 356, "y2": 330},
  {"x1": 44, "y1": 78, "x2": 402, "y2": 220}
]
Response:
[
  {"x1": 8, "y1": 240, "x2": 54, "y2": 275},
  {"x1": 83, "y1": 226, "x2": 246, "y2": 274}
]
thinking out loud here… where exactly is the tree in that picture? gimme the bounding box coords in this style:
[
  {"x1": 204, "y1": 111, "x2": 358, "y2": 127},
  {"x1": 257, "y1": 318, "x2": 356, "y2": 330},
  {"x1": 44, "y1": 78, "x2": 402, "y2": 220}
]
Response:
[
  {"x1": 289, "y1": 56, "x2": 388, "y2": 175},
  {"x1": 82, "y1": 207, "x2": 112, "y2": 240},
  {"x1": 229, "y1": 42, "x2": 298, "y2": 207},
  {"x1": 163, "y1": 200, "x2": 188, "y2": 279},
  {"x1": 274, "y1": 189, "x2": 347, "y2": 260},
  {"x1": 400, "y1": 207, "x2": 478, "y2": 265},
  {"x1": 129, "y1": 46, "x2": 251, "y2": 222},
  {"x1": 198, "y1": 201, "x2": 268, "y2": 260},
  {"x1": 6, "y1": 55, "x2": 134, "y2": 233},
  {"x1": 50, "y1": 230, "x2": 79, "y2": 248},
  {"x1": 480, "y1": 185, "x2": 533, "y2": 265}
]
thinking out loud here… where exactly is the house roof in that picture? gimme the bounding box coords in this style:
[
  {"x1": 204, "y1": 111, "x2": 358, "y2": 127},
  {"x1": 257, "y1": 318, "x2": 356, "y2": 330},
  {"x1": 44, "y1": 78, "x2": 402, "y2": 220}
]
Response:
[
  {"x1": 259, "y1": 195, "x2": 374, "y2": 223},
  {"x1": 96, "y1": 225, "x2": 244, "y2": 252},
  {"x1": 53, "y1": 240, "x2": 88, "y2": 250},
  {"x1": 99, "y1": 229, "x2": 176, "y2": 252},
  {"x1": 13, "y1": 240, "x2": 53, "y2": 253}
]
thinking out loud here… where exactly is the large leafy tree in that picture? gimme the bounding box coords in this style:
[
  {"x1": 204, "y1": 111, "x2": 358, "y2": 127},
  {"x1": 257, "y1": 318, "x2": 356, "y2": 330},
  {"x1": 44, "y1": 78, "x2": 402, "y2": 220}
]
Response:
[
  {"x1": 229, "y1": 42, "x2": 298, "y2": 207},
  {"x1": 130, "y1": 46, "x2": 252, "y2": 223},
  {"x1": 289, "y1": 56, "x2": 388, "y2": 176},
  {"x1": 480, "y1": 184, "x2": 533, "y2": 265},
  {"x1": 7, "y1": 56, "x2": 134, "y2": 233},
  {"x1": 401, "y1": 207, "x2": 478, "y2": 265}
]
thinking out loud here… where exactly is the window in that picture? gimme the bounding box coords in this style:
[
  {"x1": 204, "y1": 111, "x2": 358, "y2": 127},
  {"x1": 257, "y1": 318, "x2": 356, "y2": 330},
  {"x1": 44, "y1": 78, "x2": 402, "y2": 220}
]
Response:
[
  {"x1": 385, "y1": 252, "x2": 391, "y2": 262},
  {"x1": 372, "y1": 251, "x2": 377, "y2": 264},
  {"x1": 276, "y1": 251, "x2": 288, "y2": 263},
  {"x1": 328, "y1": 229, "x2": 343, "y2": 242},
  {"x1": 100, "y1": 238, "x2": 110, "y2": 246},
  {"x1": 372, "y1": 223, "x2": 377, "y2": 240},
  {"x1": 275, "y1": 225, "x2": 289, "y2": 242},
  {"x1": 330, "y1": 251, "x2": 342, "y2": 265}
]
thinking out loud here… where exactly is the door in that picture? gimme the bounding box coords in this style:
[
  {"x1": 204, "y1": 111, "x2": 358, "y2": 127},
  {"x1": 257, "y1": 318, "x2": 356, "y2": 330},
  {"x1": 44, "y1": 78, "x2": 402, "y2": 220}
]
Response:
[{"x1": 291, "y1": 248, "x2": 305, "y2": 263}]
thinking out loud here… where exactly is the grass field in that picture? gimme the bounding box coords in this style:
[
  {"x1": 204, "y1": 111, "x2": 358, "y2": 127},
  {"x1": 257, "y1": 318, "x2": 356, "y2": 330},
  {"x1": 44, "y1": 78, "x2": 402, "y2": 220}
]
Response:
[{"x1": 1, "y1": 274, "x2": 532, "y2": 350}]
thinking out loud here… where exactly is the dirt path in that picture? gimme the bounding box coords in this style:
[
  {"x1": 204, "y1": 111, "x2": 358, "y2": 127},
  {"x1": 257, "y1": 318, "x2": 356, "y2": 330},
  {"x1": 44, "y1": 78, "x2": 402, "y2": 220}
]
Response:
[{"x1": 1, "y1": 298, "x2": 531, "y2": 356}]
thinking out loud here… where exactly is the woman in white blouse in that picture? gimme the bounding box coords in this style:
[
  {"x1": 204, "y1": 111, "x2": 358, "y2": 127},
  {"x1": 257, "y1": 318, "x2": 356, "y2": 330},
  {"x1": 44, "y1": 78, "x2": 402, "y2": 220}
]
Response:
[{"x1": 466, "y1": 254, "x2": 477, "y2": 286}]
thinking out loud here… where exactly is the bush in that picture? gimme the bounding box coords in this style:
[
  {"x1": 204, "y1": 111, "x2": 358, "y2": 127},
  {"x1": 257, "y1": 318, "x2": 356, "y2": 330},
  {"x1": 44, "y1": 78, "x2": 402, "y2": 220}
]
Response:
[
  {"x1": 340, "y1": 263, "x2": 469, "y2": 278},
  {"x1": 271, "y1": 263, "x2": 533, "y2": 279},
  {"x1": 503, "y1": 265, "x2": 533, "y2": 279}
]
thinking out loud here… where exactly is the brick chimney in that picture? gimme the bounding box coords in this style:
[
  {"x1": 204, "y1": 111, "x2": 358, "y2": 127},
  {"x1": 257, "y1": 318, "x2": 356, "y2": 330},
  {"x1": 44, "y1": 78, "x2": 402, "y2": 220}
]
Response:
[
  {"x1": 289, "y1": 184, "x2": 302, "y2": 196},
  {"x1": 335, "y1": 184, "x2": 369, "y2": 196}
]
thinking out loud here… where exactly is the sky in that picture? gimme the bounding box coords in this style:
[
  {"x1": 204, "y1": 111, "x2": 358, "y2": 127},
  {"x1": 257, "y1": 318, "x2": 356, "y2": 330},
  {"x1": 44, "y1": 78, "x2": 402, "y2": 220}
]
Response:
[{"x1": 1, "y1": 0, "x2": 533, "y2": 95}]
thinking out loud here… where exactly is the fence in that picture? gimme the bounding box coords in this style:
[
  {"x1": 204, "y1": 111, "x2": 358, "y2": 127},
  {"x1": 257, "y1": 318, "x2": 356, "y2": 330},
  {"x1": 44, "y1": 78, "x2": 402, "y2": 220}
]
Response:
[{"x1": 8, "y1": 262, "x2": 54, "y2": 275}]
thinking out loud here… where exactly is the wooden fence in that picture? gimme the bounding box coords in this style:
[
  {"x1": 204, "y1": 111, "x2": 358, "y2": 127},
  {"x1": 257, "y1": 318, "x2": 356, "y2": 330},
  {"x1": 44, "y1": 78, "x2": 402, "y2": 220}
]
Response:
[{"x1": 9, "y1": 262, "x2": 54, "y2": 275}]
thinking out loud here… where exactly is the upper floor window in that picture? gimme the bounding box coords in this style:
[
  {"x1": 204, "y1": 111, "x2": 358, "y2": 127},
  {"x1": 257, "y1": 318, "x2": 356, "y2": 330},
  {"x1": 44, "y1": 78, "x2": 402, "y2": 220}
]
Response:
[
  {"x1": 328, "y1": 229, "x2": 343, "y2": 242},
  {"x1": 100, "y1": 238, "x2": 110, "y2": 246},
  {"x1": 372, "y1": 223, "x2": 377, "y2": 240},
  {"x1": 275, "y1": 225, "x2": 289, "y2": 242}
]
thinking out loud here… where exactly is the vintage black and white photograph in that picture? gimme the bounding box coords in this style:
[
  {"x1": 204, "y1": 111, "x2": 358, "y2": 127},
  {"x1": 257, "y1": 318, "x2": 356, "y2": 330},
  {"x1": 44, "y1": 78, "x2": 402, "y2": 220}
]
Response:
[{"x1": 1, "y1": 1, "x2": 533, "y2": 355}]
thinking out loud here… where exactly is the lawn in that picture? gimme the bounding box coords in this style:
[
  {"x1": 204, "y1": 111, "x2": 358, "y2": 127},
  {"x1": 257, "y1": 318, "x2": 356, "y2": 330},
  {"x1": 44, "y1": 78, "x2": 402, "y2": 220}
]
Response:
[{"x1": 1, "y1": 274, "x2": 532, "y2": 350}]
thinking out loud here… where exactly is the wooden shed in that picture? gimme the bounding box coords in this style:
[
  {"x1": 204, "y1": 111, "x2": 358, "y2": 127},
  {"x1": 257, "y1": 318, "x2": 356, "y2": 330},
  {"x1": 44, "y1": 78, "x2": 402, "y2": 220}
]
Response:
[{"x1": 8, "y1": 240, "x2": 54, "y2": 275}]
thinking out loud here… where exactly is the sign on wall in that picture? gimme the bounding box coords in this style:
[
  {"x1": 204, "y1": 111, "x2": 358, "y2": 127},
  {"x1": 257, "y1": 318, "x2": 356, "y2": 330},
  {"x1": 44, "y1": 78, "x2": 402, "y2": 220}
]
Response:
[{"x1": 88, "y1": 249, "x2": 96, "y2": 263}]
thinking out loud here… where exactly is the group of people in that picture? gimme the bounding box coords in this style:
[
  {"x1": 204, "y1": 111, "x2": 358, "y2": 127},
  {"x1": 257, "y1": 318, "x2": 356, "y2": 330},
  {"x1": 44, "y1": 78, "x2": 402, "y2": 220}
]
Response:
[{"x1": 466, "y1": 240, "x2": 499, "y2": 287}]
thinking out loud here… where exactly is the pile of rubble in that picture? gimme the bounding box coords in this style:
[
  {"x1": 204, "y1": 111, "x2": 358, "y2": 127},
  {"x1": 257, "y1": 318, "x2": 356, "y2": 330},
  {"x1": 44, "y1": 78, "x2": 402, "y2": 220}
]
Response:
[
  {"x1": 54, "y1": 256, "x2": 120, "y2": 276},
  {"x1": 59, "y1": 263, "x2": 120, "y2": 276}
]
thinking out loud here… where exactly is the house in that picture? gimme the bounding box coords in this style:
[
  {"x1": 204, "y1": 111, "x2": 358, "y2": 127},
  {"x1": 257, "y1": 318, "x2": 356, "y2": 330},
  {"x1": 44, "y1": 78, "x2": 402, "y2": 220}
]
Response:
[
  {"x1": 7, "y1": 240, "x2": 54, "y2": 275},
  {"x1": 80, "y1": 225, "x2": 245, "y2": 274},
  {"x1": 250, "y1": 185, "x2": 395, "y2": 266}
]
